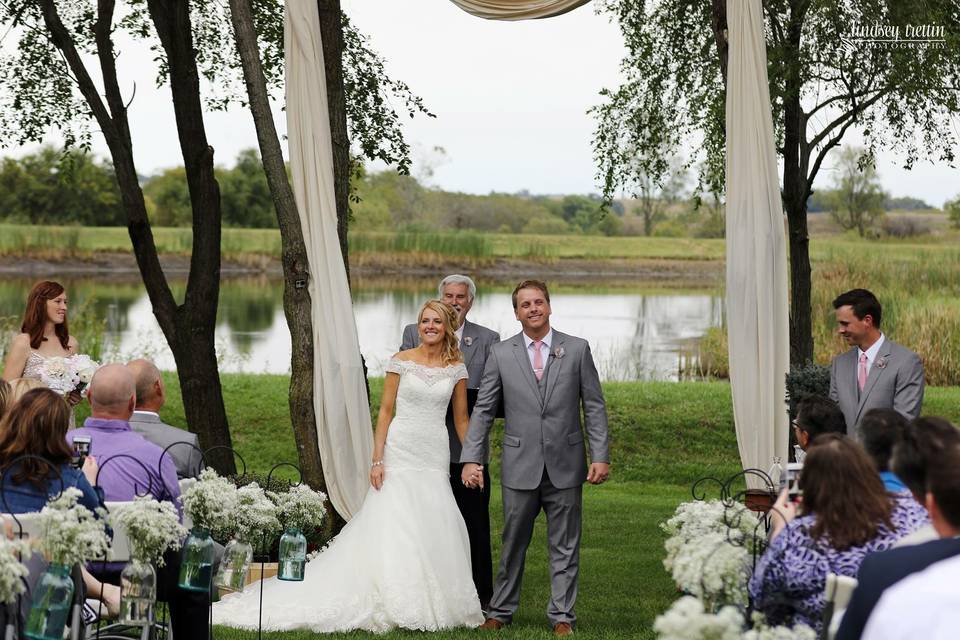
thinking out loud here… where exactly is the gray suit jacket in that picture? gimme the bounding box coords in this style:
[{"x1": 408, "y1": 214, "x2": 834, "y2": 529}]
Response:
[
  {"x1": 460, "y1": 329, "x2": 610, "y2": 490},
  {"x1": 400, "y1": 318, "x2": 500, "y2": 460},
  {"x1": 828, "y1": 338, "x2": 925, "y2": 435},
  {"x1": 128, "y1": 411, "x2": 203, "y2": 479}
]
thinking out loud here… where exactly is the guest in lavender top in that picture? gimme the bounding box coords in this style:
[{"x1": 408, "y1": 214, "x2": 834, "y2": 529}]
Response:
[
  {"x1": 66, "y1": 363, "x2": 181, "y2": 518},
  {"x1": 748, "y1": 434, "x2": 928, "y2": 632}
]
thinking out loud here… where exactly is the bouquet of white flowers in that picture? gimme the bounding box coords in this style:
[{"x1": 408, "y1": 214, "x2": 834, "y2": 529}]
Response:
[
  {"x1": 269, "y1": 484, "x2": 328, "y2": 532},
  {"x1": 654, "y1": 596, "x2": 744, "y2": 640},
  {"x1": 37, "y1": 353, "x2": 100, "y2": 396},
  {"x1": 180, "y1": 468, "x2": 239, "y2": 536},
  {"x1": 743, "y1": 612, "x2": 817, "y2": 640},
  {"x1": 234, "y1": 483, "x2": 281, "y2": 543},
  {"x1": 0, "y1": 536, "x2": 30, "y2": 604},
  {"x1": 662, "y1": 500, "x2": 761, "y2": 609},
  {"x1": 35, "y1": 488, "x2": 110, "y2": 566},
  {"x1": 109, "y1": 496, "x2": 187, "y2": 566}
]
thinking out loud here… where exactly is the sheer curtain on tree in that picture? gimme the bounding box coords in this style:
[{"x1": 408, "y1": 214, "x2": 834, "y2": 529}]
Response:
[{"x1": 724, "y1": 0, "x2": 790, "y2": 483}]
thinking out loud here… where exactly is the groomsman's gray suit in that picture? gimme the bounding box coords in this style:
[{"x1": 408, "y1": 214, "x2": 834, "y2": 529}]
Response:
[
  {"x1": 401, "y1": 318, "x2": 500, "y2": 605},
  {"x1": 128, "y1": 410, "x2": 202, "y2": 479},
  {"x1": 829, "y1": 338, "x2": 924, "y2": 435},
  {"x1": 461, "y1": 329, "x2": 610, "y2": 627}
]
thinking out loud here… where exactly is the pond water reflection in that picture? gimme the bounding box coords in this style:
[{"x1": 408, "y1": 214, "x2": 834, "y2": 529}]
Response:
[{"x1": 0, "y1": 276, "x2": 723, "y2": 381}]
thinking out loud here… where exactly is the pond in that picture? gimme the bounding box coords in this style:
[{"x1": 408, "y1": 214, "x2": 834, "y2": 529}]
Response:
[{"x1": 0, "y1": 276, "x2": 724, "y2": 381}]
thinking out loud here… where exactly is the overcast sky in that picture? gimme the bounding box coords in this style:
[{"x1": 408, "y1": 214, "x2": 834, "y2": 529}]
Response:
[{"x1": 6, "y1": 0, "x2": 958, "y2": 206}]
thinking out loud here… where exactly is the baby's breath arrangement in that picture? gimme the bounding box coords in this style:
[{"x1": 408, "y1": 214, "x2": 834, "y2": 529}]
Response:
[
  {"x1": 0, "y1": 536, "x2": 30, "y2": 604},
  {"x1": 35, "y1": 488, "x2": 109, "y2": 566},
  {"x1": 233, "y1": 482, "x2": 280, "y2": 543},
  {"x1": 109, "y1": 496, "x2": 187, "y2": 566},
  {"x1": 269, "y1": 484, "x2": 327, "y2": 532},
  {"x1": 653, "y1": 598, "x2": 816, "y2": 640},
  {"x1": 180, "y1": 468, "x2": 239, "y2": 535}
]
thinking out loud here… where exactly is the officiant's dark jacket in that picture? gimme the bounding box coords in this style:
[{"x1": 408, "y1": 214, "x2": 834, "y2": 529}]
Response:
[
  {"x1": 836, "y1": 536, "x2": 960, "y2": 640},
  {"x1": 400, "y1": 319, "x2": 500, "y2": 460}
]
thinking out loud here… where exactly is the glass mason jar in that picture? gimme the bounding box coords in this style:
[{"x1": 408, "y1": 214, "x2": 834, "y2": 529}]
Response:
[
  {"x1": 25, "y1": 563, "x2": 74, "y2": 640},
  {"x1": 178, "y1": 527, "x2": 215, "y2": 592},
  {"x1": 278, "y1": 527, "x2": 307, "y2": 581},
  {"x1": 214, "y1": 538, "x2": 253, "y2": 592},
  {"x1": 120, "y1": 559, "x2": 156, "y2": 625}
]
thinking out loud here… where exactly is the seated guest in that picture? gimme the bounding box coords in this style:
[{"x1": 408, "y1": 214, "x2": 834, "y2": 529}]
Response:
[
  {"x1": 859, "y1": 408, "x2": 909, "y2": 492},
  {"x1": 67, "y1": 364, "x2": 181, "y2": 514},
  {"x1": 792, "y1": 395, "x2": 846, "y2": 451},
  {"x1": 0, "y1": 387, "x2": 119, "y2": 615},
  {"x1": 837, "y1": 418, "x2": 960, "y2": 640},
  {"x1": 126, "y1": 359, "x2": 201, "y2": 479},
  {"x1": 73, "y1": 364, "x2": 206, "y2": 640},
  {"x1": 748, "y1": 434, "x2": 928, "y2": 632}
]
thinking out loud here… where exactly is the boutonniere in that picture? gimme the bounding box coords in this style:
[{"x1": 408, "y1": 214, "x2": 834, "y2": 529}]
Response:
[
  {"x1": 463, "y1": 336, "x2": 473, "y2": 347},
  {"x1": 876, "y1": 357, "x2": 887, "y2": 370},
  {"x1": 552, "y1": 346, "x2": 565, "y2": 359}
]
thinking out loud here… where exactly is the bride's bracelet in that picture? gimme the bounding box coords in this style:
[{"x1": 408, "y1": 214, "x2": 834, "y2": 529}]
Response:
[{"x1": 371, "y1": 460, "x2": 384, "y2": 467}]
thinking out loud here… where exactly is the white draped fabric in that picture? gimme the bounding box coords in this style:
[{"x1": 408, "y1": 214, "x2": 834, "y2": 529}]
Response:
[
  {"x1": 724, "y1": 0, "x2": 790, "y2": 482},
  {"x1": 447, "y1": 0, "x2": 590, "y2": 20},
  {"x1": 284, "y1": 0, "x2": 373, "y2": 519}
]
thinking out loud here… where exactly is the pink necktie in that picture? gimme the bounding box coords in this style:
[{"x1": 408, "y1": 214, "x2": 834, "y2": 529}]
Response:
[
  {"x1": 858, "y1": 352, "x2": 868, "y2": 392},
  {"x1": 532, "y1": 340, "x2": 544, "y2": 381}
]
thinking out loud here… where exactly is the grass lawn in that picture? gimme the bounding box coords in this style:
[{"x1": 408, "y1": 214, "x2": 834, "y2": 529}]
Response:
[{"x1": 74, "y1": 376, "x2": 960, "y2": 637}]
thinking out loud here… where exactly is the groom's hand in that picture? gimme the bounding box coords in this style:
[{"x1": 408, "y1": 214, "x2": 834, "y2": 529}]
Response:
[
  {"x1": 461, "y1": 463, "x2": 483, "y2": 489},
  {"x1": 587, "y1": 462, "x2": 610, "y2": 485}
]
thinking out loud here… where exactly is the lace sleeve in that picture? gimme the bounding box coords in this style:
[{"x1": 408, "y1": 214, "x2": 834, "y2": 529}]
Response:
[
  {"x1": 385, "y1": 357, "x2": 405, "y2": 375},
  {"x1": 452, "y1": 363, "x2": 468, "y2": 382}
]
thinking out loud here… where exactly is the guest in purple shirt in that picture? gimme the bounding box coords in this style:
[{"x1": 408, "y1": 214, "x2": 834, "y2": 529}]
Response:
[
  {"x1": 66, "y1": 364, "x2": 181, "y2": 518},
  {"x1": 749, "y1": 434, "x2": 928, "y2": 632}
]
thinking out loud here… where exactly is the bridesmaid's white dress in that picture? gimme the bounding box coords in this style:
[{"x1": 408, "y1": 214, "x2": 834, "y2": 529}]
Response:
[{"x1": 212, "y1": 358, "x2": 483, "y2": 632}]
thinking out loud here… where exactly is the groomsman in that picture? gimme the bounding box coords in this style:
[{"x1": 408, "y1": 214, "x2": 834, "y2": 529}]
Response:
[{"x1": 400, "y1": 274, "x2": 500, "y2": 610}]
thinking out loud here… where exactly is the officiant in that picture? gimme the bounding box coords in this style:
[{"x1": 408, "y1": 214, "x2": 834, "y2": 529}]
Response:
[{"x1": 400, "y1": 274, "x2": 500, "y2": 612}]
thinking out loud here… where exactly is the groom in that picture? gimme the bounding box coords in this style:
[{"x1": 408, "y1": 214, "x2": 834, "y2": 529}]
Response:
[{"x1": 461, "y1": 279, "x2": 610, "y2": 636}]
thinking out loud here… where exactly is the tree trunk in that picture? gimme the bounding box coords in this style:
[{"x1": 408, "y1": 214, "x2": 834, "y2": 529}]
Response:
[
  {"x1": 782, "y1": 4, "x2": 815, "y2": 366},
  {"x1": 146, "y1": 0, "x2": 236, "y2": 473},
  {"x1": 227, "y1": 0, "x2": 328, "y2": 503},
  {"x1": 317, "y1": 0, "x2": 351, "y2": 280}
]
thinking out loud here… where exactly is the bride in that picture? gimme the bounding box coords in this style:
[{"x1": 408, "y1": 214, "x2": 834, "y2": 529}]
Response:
[{"x1": 213, "y1": 300, "x2": 484, "y2": 632}]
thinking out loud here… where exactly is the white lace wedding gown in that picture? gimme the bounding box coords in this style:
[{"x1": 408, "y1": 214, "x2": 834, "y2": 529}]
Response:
[{"x1": 212, "y1": 358, "x2": 484, "y2": 632}]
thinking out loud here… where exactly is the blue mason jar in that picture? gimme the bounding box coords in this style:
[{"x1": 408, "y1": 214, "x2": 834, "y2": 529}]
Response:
[
  {"x1": 178, "y1": 527, "x2": 215, "y2": 591},
  {"x1": 25, "y1": 563, "x2": 74, "y2": 640},
  {"x1": 278, "y1": 527, "x2": 307, "y2": 581}
]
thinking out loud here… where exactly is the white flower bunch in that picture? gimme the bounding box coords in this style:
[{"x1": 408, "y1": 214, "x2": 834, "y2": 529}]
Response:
[
  {"x1": 233, "y1": 482, "x2": 281, "y2": 543},
  {"x1": 109, "y1": 496, "x2": 187, "y2": 566},
  {"x1": 38, "y1": 356, "x2": 78, "y2": 395},
  {"x1": 180, "y1": 468, "x2": 239, "y2": 535},
  {"x1": 269, "y1": 484, "x2": 327, "y2": 532},
  {"x1": 743, "y1": 613, "x2": 817, "y2": 640},
  {"x1": 0, "y1": 536, "x2": 30, "y2": 604},
  {"x1": 35, "y1": 488, "x2": 110, "y2": 566},
  {"x1": 662, "y1": 500, "x2": 759, "y2": 609},
  {"x1": 70, "y1": 353, "x2": 99, "y2": 394},
  {"x1": 653, "y1": 596, "x2": 743, "y2": 640}
]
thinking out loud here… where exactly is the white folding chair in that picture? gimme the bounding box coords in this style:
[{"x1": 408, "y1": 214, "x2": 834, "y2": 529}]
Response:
[{"x1": 823, "y1": 573, "x2": 858, "y2": 640}]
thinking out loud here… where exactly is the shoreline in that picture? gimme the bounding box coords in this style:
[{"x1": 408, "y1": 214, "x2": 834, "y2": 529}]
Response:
[{"x1": 0, "y1": 251, "x2": 724, "y2": 284}]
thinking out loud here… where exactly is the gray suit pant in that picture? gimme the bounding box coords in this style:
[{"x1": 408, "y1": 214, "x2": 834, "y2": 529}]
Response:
[{"x1": 489, "y1": 468, "x2": 582, "y2": 626}]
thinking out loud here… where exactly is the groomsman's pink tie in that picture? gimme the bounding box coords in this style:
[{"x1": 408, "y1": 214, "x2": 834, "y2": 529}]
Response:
[
  {"x1": 533, "y1": 340, "x2": 544, "y2": 381},
  {"x1": 858, "y1": 352, "x2": 869, "y2": 392}
]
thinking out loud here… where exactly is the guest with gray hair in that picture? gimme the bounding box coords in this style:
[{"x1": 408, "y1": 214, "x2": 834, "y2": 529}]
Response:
[
  {"x1": 400, "y1": 273, "x2": 500, "y2": 611},
  {"x1": 126, "y1": 358, "x2": 202, "y2": 479}
]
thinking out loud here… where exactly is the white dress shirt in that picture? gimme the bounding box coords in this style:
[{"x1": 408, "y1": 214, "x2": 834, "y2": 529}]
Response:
[
  {"x1": 863, "y1": 552, "x2": 960, "y2": 639},
  {"x1": 522, "y1": 329, "x2": 553, "y2": 374},
  {"x1": 455, "y1": 324, "x2": 464, "y2": 346}
]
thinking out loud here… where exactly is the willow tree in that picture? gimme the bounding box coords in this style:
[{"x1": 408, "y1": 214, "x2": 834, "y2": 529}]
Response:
[{"x1": 593, "y1": 0, "x2": 960, "y2": 364}]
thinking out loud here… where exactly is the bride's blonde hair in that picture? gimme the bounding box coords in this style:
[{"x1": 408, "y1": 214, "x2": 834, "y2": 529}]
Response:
[{"x1": 418, "y1": 300, "x2": 462, "y2": 366}]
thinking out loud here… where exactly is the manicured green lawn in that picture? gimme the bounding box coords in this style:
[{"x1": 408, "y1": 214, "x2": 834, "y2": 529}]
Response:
[{"x1": 75, "y1": 375, "x2": 960, "y2": 638}]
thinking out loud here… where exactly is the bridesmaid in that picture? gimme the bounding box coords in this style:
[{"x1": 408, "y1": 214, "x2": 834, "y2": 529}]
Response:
[{"x1": 2, "y1": 281, "x2": 82, "y2": 409}]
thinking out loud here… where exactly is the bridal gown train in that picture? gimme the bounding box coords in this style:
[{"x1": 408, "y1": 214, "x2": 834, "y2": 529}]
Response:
[{"x1": 212, "y1": 358, "x2": 484, "y2": 632}]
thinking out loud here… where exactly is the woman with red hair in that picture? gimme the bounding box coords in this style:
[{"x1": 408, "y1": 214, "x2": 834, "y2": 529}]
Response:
[{"x1": 2, "y1": 281, "x2": 82, "y2": 407}]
